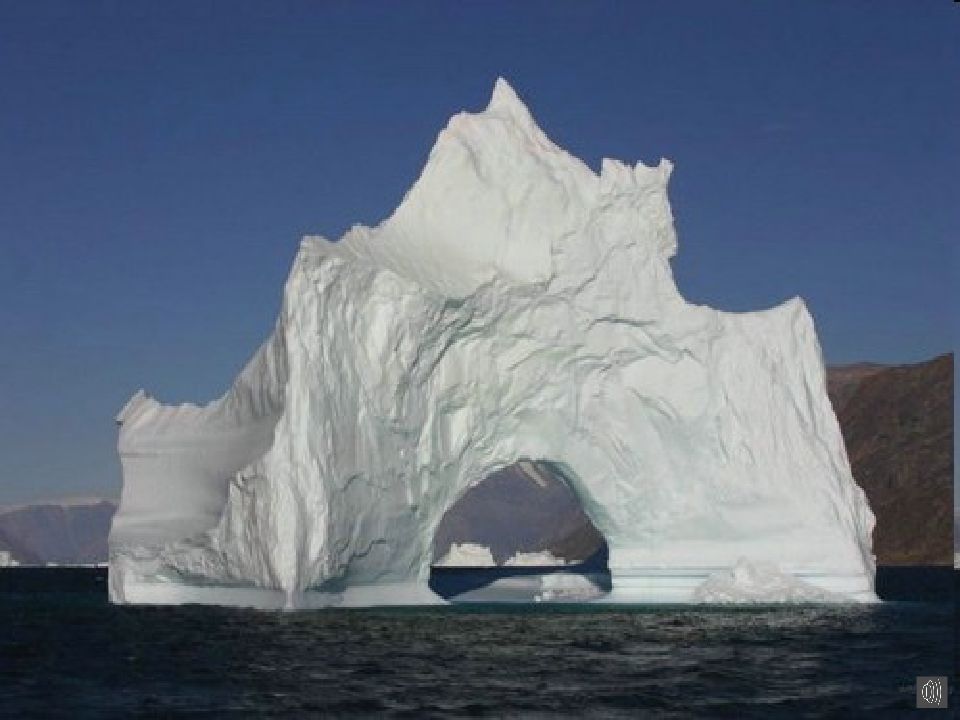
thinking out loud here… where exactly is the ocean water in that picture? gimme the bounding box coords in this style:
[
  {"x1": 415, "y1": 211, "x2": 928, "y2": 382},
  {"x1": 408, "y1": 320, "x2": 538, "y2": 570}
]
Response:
[{"x1": 1, "y1": 568, "x2": 955, "y2": 718}]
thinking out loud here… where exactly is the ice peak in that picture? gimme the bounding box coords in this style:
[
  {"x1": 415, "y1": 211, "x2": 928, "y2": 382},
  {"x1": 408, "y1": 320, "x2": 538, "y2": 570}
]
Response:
[
  {"x1": 473, "y1": 77, "x2": 543, "y2": 141},
  {"x1": 486, "y1": 77, "x2": 528, "y2": 116},
  {"x1": 323, "y1": 78, "x2": 678, "y2": 298}
]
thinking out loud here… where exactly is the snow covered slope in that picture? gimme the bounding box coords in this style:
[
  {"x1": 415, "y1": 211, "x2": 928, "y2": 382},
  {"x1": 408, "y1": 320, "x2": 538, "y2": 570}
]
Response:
[{"x1": 109, "y1": 79, "x2": 876, "y2": 607}]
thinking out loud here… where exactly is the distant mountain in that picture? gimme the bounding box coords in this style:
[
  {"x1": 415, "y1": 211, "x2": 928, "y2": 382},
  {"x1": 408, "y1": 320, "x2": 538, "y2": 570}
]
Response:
[
  {"x1": 829, "y1": 354, "x2": 953, "y2": 565},
  {"x1": 433, "y1": 462, "x2": 603, "y2": 565},
  {"x1": 825, "y1": 362, "x2": 888, "y2": 414},
  {"x1": 0, "y1": 500, "x2": 116, "y2": 565}
]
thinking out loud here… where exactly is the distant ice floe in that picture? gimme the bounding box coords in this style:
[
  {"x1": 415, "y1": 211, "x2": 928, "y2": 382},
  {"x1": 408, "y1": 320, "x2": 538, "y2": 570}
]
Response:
[
  {"x1": 504, "y1": 550, "x2": 570, "y2": 567},
  {"x1": 436, "y1": 546, "x2": 571, "y2": 568},
  {"x1": 433, "y1": 543, "x2": 496, "y2": 567},
  {"x1": 441, "y1": 572, "x2": 605, "y2": 603},
  {"x1": 534, "y1": 573, "x2": 604, "y2": 602}
]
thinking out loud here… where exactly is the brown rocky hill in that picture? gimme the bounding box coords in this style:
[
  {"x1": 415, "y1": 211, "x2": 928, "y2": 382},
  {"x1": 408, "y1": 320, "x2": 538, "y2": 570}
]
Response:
[
  {"x1": 827, "y1": 354, "x2": 954, "y2": 565},
  {"x1": 826, "y1": 363, "x2": 887, "y2": 414}
]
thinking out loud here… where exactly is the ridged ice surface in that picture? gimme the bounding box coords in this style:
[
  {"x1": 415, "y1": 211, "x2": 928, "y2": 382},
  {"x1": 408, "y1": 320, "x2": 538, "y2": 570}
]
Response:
[{"x1": 109, "y1": 79, "x2": 876, "y2": 607}]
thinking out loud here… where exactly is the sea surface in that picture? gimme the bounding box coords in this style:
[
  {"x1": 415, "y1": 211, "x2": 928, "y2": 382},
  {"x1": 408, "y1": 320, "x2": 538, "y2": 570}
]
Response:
[{"x1": 1, "y1": 567, "x2": 956, "y2": 718}]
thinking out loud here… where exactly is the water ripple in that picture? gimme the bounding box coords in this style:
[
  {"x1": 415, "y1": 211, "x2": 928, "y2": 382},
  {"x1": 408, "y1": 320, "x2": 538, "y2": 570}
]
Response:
[{"x1": 1, "y1": 569, "x2": 956, "y2": 718}]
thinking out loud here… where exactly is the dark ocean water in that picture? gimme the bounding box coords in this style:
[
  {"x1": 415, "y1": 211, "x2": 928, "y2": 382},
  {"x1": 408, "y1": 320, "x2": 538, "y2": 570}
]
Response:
[{"x1": 1, "y1": 567, "x2": 956, "y2": 718}]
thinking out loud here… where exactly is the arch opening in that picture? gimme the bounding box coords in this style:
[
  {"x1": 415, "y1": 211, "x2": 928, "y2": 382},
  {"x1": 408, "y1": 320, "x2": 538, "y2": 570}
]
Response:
[{"x1": 428, "y1": 459, "x2": 611, "y2": 602}]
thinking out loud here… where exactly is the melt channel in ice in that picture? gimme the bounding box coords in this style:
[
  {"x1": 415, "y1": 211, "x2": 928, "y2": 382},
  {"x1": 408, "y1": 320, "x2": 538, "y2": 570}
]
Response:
[{"x1": 109, "y1": 78, "x2": 877, "y2": 608}]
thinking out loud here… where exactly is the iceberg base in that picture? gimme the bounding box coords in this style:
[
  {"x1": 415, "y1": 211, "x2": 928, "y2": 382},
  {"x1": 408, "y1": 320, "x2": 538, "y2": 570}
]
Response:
[
  {"x1": 113, "y1": 567, "x2": 877, "y2": 608},
  {"x1": 602, "y1": 568, "x2": 878, "y2": 604},
  {"x1": 117, "y1": 579, "x2": 448, "y2": 609}
]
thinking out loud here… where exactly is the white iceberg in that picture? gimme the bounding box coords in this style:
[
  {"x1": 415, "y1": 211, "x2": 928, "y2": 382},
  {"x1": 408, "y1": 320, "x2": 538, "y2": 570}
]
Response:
[{"x1": 109, "y1": 79, "x2": 876, "y2": 608}]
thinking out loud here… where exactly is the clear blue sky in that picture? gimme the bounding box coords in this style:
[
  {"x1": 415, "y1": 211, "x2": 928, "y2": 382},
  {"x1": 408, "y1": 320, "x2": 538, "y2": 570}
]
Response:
[{"x1": 0, "y1": 2, "x2": 956, "y2": 504}]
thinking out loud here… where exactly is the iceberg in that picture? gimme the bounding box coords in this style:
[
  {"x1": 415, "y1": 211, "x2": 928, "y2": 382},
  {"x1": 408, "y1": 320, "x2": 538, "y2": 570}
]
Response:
[{"x1": 109, "y1": 79, "x2": 876, "y2": 607}]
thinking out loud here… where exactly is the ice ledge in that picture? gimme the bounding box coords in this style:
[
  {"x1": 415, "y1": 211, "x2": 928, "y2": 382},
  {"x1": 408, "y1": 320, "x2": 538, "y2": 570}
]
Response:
[
  {"x1": 118, "y1": 580, "x2": 448, "y2": 609},
  {"x1": 603, "y1": 568, "x2": 877, "y2": 604},
  {"x1": 115, "y1": 389, "x2": 151, "y2": 424},
  {"x1": 113, "y1": 568, "x2": 876, "y2": 609}
]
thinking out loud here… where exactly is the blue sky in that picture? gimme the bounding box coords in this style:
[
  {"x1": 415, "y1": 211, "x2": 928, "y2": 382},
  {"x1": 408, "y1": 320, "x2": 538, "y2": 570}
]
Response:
[{"x1": 0, "y1": 2, "x2": 956, "y2": 503}]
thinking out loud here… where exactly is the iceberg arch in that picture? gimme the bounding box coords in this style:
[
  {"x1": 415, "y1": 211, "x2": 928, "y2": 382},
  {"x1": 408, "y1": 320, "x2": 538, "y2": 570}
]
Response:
[
  {"x1": 430, "y1": 459, "x2": 605, "y2": 569},
  {"x1": 109, "y1": 79, "x2": 876, "y2": 607}
]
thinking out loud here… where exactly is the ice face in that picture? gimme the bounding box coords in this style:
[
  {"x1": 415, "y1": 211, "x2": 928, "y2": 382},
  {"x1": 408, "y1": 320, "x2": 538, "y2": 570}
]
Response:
[{"x1": 109, "y1": 79, "x2": 876, "y2": 607}]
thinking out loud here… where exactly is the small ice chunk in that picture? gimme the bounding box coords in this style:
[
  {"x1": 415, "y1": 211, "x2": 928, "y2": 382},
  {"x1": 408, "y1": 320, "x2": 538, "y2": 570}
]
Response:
[
  {"x1": 433, "y1": 542, "x2": 496, "y2": 567},
  {"x1": 692, "y1": 558, "x2": 843, "y2": 603},
  {"x1": 535, "y1": 573, "x2": 603, "y2": 602}
]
